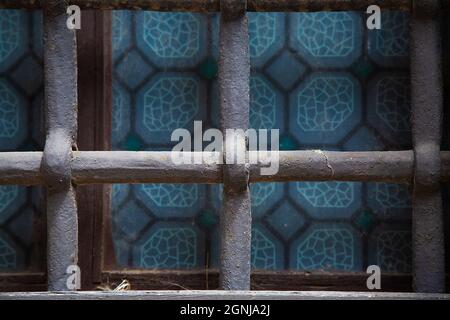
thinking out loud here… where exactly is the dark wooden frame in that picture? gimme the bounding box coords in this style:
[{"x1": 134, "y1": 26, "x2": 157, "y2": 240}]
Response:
[{"x1": 76, "y1": 10, "x2": 113, "y2": 290}]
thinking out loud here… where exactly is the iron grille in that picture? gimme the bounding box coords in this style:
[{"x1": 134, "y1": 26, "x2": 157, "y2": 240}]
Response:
[{"x1": 0, "y1": 0, "x2": 448, "y2": 294}]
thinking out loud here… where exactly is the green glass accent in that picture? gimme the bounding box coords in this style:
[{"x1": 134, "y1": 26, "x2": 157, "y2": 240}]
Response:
[
  {"x1": 352, "y1": 58, "x2": 375, "y2": 79},
  {"x1": 199, "y1": 58, "x2": 218, "y2": 80},
  {"x1": 198, "y1": 210, "x2": 217, "y2": 229},
  {"x1": 124, "y1": 134, "x2": 143, "y2": 151},
  {"x1": 280, "y1": 135, "x2": 299, "y2": 150},
  {"x1": 355, "y1": 210, "x2": 375, "y2": 233}
]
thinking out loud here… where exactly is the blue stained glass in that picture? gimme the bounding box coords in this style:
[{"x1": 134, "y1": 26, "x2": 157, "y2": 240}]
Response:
[
  {"x1": 112, "y1": 11, "x2": 412, "y2": 273},
  {"x1": 0, "y1": 10, "x2": 44, "y2": 272}
]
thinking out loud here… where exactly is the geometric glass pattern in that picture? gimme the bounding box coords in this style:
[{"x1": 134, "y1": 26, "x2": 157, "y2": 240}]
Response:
[
  {"x1": 295, "y1": 75, "x2": 356, "y2": 131},
  {"x1": 112, "y1": 11, "x2": 412, "y2": 272},
  {"x1": 251, "y1": 228, "x2": 278, "y2": 270},
  {"x1": 376, "y1": 231, "x2": 411, "y2": 273},
  {"x1": 291, "y1": 224, "x2": 360, "y2": 271},
  {"x1": 137, "y1": 226, "x2": 199, "y2": 269},
  {"x1": 0, "y1": 10, "x2": 44, "y2": 272},
  {"x1": 295, "y1": 182, "x2": 354, "y2": 208}
]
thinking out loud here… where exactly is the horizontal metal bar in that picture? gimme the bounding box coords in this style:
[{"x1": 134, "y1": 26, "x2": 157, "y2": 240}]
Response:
[
  {"x1": 253, "y1": 150, "x2": 416, "y2": 183},
  {"x1": 1, "y1": 151, "x2": 450, "y2": 185},
  {"x1": 74, "y1": 151, "x2": 418, "y2": 184},
  {"x1": 0, "y1": 152, "x2": 43, "y2": 185},
  {"x1": 72, "y1": 151, "x2": 223, "y2": 184},
  {"x1": 0, "y1": 290, "x2": 449, "y2": 300},
  {"x1": 0, "y1": 0, "x2": 411, "y2": 11}
]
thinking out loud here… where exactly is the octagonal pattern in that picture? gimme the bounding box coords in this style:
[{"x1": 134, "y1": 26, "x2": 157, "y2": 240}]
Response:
[
  {"x1": 112, "y1": 82, "x2": 131, "y2": 146},
  {"x1": 290, "y1": 73, "x2": 361, "y2": 145},
  {"x1": 136, "y1": 74, "x2": 204, "y2": 144},
  {"x1": 0, "y1": 185, "x2": 26, "y2": 225},
  {"x1": 248, "y1": 13, "x2": 284, "y2": 67},
  {"x1": 371, "y1": 183, "x2": 411, "y2": 209},
  {"x1": 375, "y1": 77, "x2": 410, "y2": 132},
  {"x1": 250, "y1": 75, "x2": 283, "y2": 131},
  {"x1": 136, "y1": 184, "x2": 203, "y2": 218},
  {"x1": 0, "y1": 186, "x2": 18, "y2": 215},
  {"x1": 0, "y1": 80, "x2": 27, "y2": 150},
  {"x1": 0, "y1": 9, "x2": 45, "y2": 272},
  {"x1": 0, "y1": 10, "x2": 26, "y2": 72},
  {"x1": 290, "y1": 182, "x2": 361, "y2": 219},
  {"x1": 289, "y1": 12, "x2": 362, "y2": 67},
  {"x1": 112, "y1": 10, "x2": 132, "y2": 61},
  {"x1": 296, "y1": 182, "x2": 354, "y2": 208},
  {"x1": 0, "y1": 235, "x2": 16, "y2": 270},
  {"x1": 0, "y1": 81, "x2": 19, "y2": 137},
  {"x1": 291, "y1": 224, "x2": 361, "y2": 271},
  {"x1": 111, "y1": 10, "x2": 414, "y2": 272},
  {"x1": 367, "y1": 183, "x2": 411, "y2": 220},
  {"x1": 369, "y1": 11, "x2": 409, "y2": 67},
  {"x1": 135, "y1": 224, "x2": 201, "y2": 269},
  {"x1": 368, "y1": 73, "x2": 411, "y2": 147},
  {"x1": 252, "y1": 226, "x2": 283, "y2": 270},
  {"x1": 369, "y1": 228, "x2": 411, "y2": 273},
  {"x1": 136, "y1": 12, "x2": 206, "y2": 68},
  {"x1": 212, "y1": 183, "x2": 283, "y2": 219}
]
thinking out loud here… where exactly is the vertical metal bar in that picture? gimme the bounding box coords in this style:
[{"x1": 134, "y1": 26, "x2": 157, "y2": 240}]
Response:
[
  {"x1": 410, "y1": 0, "x2": 445, "y2": 293},
  {"x1": 43, "y1": 1, "x2": 79, "y2": 291},
  {"x1": 219, "y1": 0, "x2": 251, "y2": 290}
]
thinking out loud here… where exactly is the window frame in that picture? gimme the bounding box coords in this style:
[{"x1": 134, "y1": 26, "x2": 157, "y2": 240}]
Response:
[{"x1": 0, "y1": 0, "x2": 448, "y2": 295}]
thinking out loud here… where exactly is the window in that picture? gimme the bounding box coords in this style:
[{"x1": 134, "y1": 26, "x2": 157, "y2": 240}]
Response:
[
  {"x1": 109, "y1": 11, "x2": 413, "y2": 275},
  {"x1": 0, "y1": 0, "x2": 448, "y2": 296},
  {"x1": 0, "y1": 10, "x2": 45, "y2": 285}
]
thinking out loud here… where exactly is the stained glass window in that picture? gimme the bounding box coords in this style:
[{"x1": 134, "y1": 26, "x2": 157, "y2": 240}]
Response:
[
  {"x1": 111, "y1": 11, "x2": 412, "y2": 272},
  {"x1": 0, "y1": 10, "x2": 45, "y2": 272}
]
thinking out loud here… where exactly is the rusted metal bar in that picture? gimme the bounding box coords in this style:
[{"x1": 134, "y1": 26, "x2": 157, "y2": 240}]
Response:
[
  {"x1": 0, "y1": 0, "x2": 411, "y2": 11},
  {"x1": 219, "y1": 0, "x2": 251, "y2": 290},
  {"x1": 1, "y1": 151, "x2": 450, "y2": 185},
  {"x1": 410, "y1": 0, "x2": 445, "y2": 293},
  {"x1": 42, "y1": 0, "x2": 79, "y2": 291}
]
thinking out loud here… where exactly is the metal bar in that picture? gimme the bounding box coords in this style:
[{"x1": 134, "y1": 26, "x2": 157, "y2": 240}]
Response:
[
  {"x1": 0, "y1": 0, "x2": 411, "y2": 11},
  {"x1": 410, "y1": 0, "x2": 445, "y2": 293},
  {"x1": 1, "y1": 151, "x2": 450, "y2": 185},
  {"x1": 42, "y1": 1, "x2": 79, "y2": 291},
  {"x1": 71, "y1": 151, "x2": 416, "y2": 184},
  {"x1": 72, "y1": 151, "x2": 222, "y2": 184},
  {"x1": 0, "y1": 152, "x2": 43, "y2": 185},
  {"x1": 1, "y1": 290, "x2": 450, "y2": 300},
  {"x1": 219, "y1": 0, "x2": 251, "y2": 290}
]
